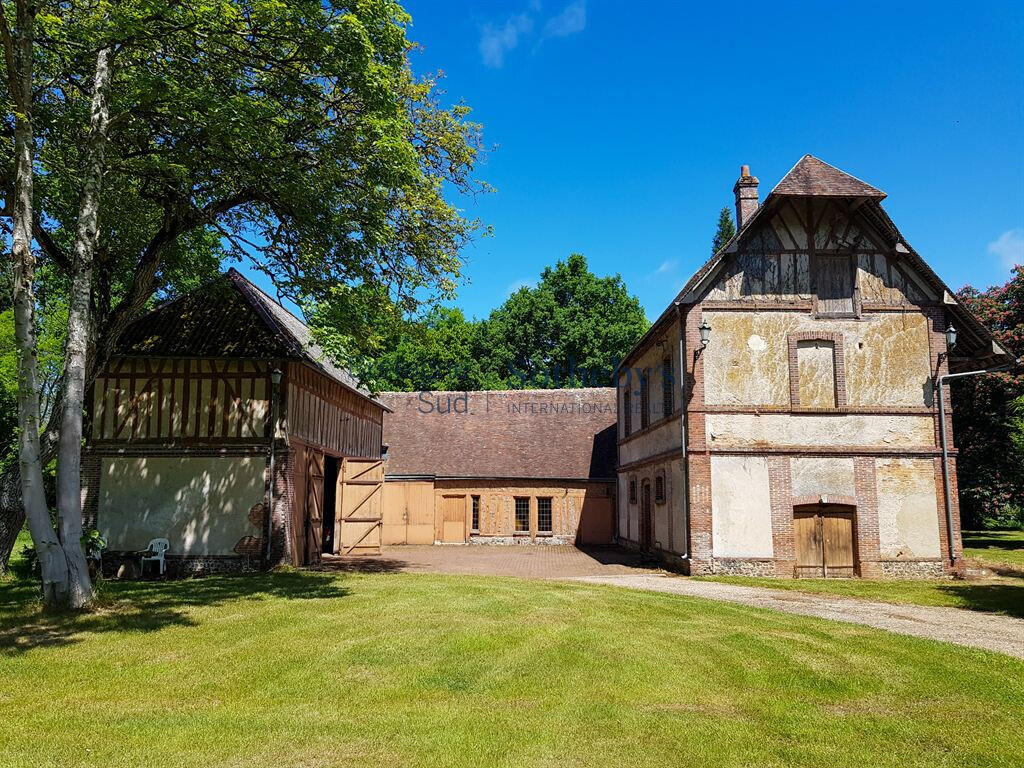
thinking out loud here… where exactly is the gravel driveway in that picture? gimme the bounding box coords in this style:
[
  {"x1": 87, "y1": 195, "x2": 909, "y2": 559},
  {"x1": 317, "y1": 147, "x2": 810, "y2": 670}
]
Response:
[{"x1": 573, "y1": 573, "x2": 1024, "y2": 659}]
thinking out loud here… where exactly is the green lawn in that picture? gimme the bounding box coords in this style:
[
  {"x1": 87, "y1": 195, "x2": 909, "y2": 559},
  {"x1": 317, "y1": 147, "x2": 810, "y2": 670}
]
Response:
[
  {"x1": 1, "y1": 570, "x2": 1022, "y2": 767},
  {"x1": 698, "y1": 574, "x2": 1024, "y2": 618},
  {"x1": 963, "y1": 529, "x2": 1024, "y2": 570}
]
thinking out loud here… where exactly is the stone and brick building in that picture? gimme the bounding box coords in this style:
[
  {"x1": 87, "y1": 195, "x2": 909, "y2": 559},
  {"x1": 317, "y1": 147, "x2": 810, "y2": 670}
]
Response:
[
  {"x1": 82, "y1": 269, "x2": 389, "y2": 575},
  {"x1": 615, "y1": 155, "x2": 1013, "y2": 578},
  {"x1": 379, "y1": 389, "x2": 617, "y2": 545}
]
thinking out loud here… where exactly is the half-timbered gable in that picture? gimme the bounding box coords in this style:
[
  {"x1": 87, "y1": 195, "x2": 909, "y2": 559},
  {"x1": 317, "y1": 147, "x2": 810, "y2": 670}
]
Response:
[
  {"x1": 616, "y1": 156, "x2": 1012, "y2": 579},
  {"x1": 83, "y1": 269, "x2": 387, "y2": 575}
]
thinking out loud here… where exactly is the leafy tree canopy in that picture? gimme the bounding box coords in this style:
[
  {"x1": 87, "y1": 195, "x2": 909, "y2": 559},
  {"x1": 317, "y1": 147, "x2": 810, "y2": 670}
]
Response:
[
  {"x1": 349, "y1": 253, "x2": 650, "y2": 392},
  {"x1": 954, "y1": 265, "x2": 1024, "y2": 529}
]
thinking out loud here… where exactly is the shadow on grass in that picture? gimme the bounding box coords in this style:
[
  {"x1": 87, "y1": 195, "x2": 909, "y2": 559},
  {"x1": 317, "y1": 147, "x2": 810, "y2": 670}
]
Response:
[
  {"x1": 0, "y1": 569, "x2": 350, "y2": 656},
  {"x1": 319, "y1": 555, "x2": 409, "y2": 574},
  {"x1": 963, "y1": 534, "x2": 1024, "y2": 552},
  {"x1": 935, "y1": 581, "x2": 1024, "y2": 619}
]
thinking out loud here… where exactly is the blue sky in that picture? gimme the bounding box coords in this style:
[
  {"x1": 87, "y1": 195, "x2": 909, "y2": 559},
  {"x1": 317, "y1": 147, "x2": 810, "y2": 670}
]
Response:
[
  {"x1": 403, "y1": 0, "x2": 1024, "y2": 321},
  {"x1": 244, "y1": 1, "x2": 1024, "y2": 322}
]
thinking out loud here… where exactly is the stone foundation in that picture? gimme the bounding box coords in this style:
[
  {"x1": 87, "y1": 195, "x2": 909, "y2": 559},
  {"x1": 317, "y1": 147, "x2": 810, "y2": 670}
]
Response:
[
  {"x1": 876, "y1": 559, "x2": 946, "y2": 579},
  {"x1": 102, "y1": 552, "x2": 262, "y2": 579},
  {"x1": 711, "y1": 558, "x2": 778, "y2": 577},
  {"x1": 469, "y1": 535, "x2": 574, "y2": 546}
]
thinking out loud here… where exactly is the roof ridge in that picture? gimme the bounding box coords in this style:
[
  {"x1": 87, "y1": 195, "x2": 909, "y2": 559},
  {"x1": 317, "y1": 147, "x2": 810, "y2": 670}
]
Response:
[{"x1": 226, "y1": 268, "x2": 305, "y2": 357}]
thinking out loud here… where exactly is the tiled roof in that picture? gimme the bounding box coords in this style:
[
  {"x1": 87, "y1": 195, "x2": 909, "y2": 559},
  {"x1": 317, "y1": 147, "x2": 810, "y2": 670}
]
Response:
[
  {"x1": 115, "y1": 269, "x2": 384, "y2": 407},
  {"x1": 380, "y1": 389, "x2": 618, "y2": 480},
  {"x1": 772, "y1": 154, "x2": 885, "y2": 198}
]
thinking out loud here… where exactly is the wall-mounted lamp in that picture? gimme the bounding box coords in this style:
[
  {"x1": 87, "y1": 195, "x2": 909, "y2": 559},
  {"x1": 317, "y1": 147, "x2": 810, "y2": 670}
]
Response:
[
  {"x1": 270, "y1": 368, "x2": 283, "y2": 387},
  {"x1": 945, "y1": 324, "x2": 957, "y2": 351},
  {"x1": 698, "y1": 319, "x2": 712, "y2": 349}
]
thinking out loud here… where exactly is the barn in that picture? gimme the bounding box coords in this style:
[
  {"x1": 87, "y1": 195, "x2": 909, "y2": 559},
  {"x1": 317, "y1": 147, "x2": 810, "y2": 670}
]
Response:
[
  {"x1": 378, "y1": 389, "x2": 617, "y2": 545},
  {"x1": 615, "y1": 156, "x2": 1013, "y2": 578},
  {"x1": 82, "y1": 269, "x2": 389, "y2": 575}
]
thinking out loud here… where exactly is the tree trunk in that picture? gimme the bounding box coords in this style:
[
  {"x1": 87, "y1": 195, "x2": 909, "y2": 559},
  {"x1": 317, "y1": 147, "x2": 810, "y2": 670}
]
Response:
[
  {"x1": 55, "y1": 46, "x2": 113, "y2": 608},
  {"x1": 4, "y1": 0, "x2": 70, "y2": 603}
]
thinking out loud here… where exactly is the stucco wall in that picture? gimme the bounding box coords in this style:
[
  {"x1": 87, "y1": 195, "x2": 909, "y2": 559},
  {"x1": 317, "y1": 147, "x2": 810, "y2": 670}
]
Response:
[
  {"x1": 710, "y1": 456, "x2": 774, "y2": 558},
  {"x1": 99, "y1": 456, "x2": 267, "y2": 556},
  {"x1": 706, "y1": 413, "x2": 934, "y2": 449},
  {"x1": 791, "y1": 457, "x2": 855, "y2": 499},
  {"x1": 876, "y1": 458, "x2": 941, "y2": 558},
  {"x1": 619, "y1": 418, "x2": 680, "y2": 465},
  {"x1": 702, "y1": 311, "x2": 931, "y2": 407}
]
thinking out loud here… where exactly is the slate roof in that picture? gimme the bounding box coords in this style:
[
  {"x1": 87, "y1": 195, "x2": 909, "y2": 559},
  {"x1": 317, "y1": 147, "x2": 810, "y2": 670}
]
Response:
[
  {"x1": 116, "y1": 268, "x2": 385, "y2": 408},
  {"x1": 379, "y1": 389, "x2": 618, "y2": 481}
]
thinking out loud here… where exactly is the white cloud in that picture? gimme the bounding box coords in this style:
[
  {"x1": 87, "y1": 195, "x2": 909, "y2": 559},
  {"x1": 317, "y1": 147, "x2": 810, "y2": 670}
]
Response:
[
  {"x1": 543, "y1": 1, "x2": 586, "y2": 38},
  {"x1": 653, "y1": 260, "x2": 676, "y2": 276},
  {"x1": 479, "y1": 14, "x2": 533, "y2": 68},
  {"x1": 988, "y1": 229, "x2": 1024, "y2": 272}
]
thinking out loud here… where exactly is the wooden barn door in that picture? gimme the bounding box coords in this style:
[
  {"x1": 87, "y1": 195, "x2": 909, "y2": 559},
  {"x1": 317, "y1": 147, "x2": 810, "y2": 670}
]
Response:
[
  {"x1": 439, "y1": 495, "x2": 467, "y2": 543},
  {"x1": 337, "y1": 459, "x2": 384, "y2": 554},
  {"x1": 381, "y1": 481, "x2": 436, "y2": 545},
  {"x1": 290, "y1": 444, "x2": 324, "y2": 567},
  {"x1": 304, "y1": 451, "x2": 325, "y2": 566},
  {"x1": 794, "y1": 505, "x2": 856, "y2": 578}
]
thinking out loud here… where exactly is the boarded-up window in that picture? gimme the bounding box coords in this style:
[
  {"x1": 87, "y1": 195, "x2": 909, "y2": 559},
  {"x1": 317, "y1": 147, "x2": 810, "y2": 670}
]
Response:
[
  {"x1": 537, "y1": 497, "x2": 552, "y2": 533},
  {"x1": 815, "y1": 255, "x2": 856, "y2": 316},
  {"x1": 797, "y1": 340, "x2": 837, "y2": 408},
  {"x1": 514, "y1": 497, "x2": 530, "y2": 533},
  {"x1": 471, "y1": 495, "x2": 480, "y2": 532}
]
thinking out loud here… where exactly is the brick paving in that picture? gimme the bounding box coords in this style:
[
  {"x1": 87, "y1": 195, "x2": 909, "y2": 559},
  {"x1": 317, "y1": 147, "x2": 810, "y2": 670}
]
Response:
[{"x1": 323, "y1": 544, "x2": 664, "y2": 579}]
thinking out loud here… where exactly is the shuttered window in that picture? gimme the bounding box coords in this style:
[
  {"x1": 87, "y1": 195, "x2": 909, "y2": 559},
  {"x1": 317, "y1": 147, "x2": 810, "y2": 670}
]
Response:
[
  {"x1": 662, "y1": 356, "x2": 673, "y2": 417},
  {"x1": 655, "y1": 473, "x2": 666, "y2": 504},
  {"x1": 629, "y1": 478, "x2": 637, "y2": 504},
  {"x1": 640, "y1": 370, "x2": 650, "y2": 429},
  {"x1": 537, "y1": 497, "x2": 552, "y2": 534},
  {"x1": 514, "y1": 497, "x2": 530, "y2": 533},
  {"x1": 623, "y1": 388, "x2": 631, "y2": 436}
]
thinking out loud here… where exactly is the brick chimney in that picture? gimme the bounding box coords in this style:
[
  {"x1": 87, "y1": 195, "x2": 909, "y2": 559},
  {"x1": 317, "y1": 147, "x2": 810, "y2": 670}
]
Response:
[{"x1": 733, "y1": 165, "x2": 759, "y2": 229}]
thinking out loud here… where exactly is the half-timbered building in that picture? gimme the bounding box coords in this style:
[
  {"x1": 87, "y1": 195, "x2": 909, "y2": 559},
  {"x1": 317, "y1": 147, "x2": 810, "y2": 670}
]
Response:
[
  {"x1": 82, "y1": 269, "x2": 389, "y2": 575},
  {"x1": 616, "y1": 156, "x2": 1013, "y2": 578}
]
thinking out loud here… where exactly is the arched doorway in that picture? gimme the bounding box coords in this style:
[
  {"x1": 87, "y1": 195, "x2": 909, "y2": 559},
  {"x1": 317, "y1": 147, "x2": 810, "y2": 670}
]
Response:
[{"x1": 793, "y1": 503, "x2": 857, "y2": 578}]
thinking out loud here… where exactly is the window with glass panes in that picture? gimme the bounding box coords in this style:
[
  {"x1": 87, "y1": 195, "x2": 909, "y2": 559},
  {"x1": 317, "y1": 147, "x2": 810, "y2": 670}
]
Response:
[
  {"x1": 471, "y1": 495, "x2": 480, "y2": 531},
  {"x1": 514, "y1": 497, "x2": 530, "y2": 533},
  {"x1": 537, "y1": 497, "x2": 552, "y2": 533}
]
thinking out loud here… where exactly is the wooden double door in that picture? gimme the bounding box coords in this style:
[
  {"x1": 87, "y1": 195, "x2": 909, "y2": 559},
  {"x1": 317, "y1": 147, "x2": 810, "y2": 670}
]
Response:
[
  {"x1": 793, "y1": 504, "x2": 856, "y2": 578},
  {"x1": 292, "y1": 444, "x2": 384, "y2": 565}
]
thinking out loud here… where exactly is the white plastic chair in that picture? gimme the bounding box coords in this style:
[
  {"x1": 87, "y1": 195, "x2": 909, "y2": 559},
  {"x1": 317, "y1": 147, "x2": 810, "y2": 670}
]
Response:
[{"x1": 140, "y1": 538, "x2": 170, "y2": 576}]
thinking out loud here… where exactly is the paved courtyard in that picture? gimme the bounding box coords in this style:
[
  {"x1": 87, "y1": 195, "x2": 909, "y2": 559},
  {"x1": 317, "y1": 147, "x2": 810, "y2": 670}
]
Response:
[
  {"x1": 324, "y1": 544, "x2": 662, "y2": 579},
  {"x1": 323, "y1": 544, "x2": 1024, "y2": 658}
]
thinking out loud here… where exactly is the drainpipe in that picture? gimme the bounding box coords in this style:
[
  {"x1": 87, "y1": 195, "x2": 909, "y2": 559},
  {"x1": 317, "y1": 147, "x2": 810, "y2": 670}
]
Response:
[
  {"x1": 675, "y1": 303, "x2": 691, "y2": 561},
  {"x1": 935, "y1": 358, "x2": 1019, "y2": 565},
  {"x1": 266, "y1": 368, "x2": 283, "y2": 564}
]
